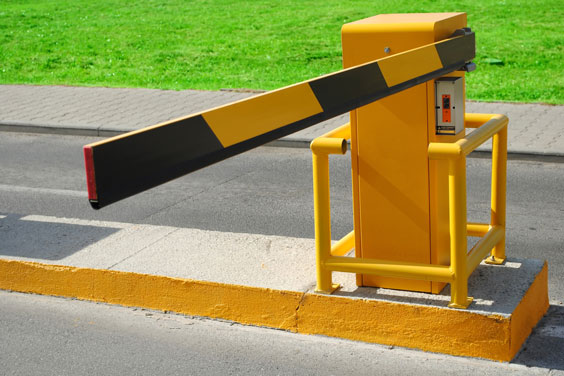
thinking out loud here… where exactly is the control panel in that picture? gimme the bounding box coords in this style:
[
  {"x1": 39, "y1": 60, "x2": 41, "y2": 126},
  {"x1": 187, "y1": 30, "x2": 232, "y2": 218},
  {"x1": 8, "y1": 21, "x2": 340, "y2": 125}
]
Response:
[{"x1": 435, "y1": 77, "x2": 464, "y2": 135}]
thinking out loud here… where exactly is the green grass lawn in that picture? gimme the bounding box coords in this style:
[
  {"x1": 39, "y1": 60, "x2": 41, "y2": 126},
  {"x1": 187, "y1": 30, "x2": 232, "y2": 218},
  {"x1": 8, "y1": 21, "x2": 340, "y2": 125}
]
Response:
[{"x1": 1, "y1": 0, "x2": 562, "y2": 103}]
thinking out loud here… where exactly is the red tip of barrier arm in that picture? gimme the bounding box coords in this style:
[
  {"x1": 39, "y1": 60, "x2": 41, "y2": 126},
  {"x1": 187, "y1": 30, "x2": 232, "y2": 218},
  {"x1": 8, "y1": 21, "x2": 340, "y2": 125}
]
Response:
[{"x1": 83, "y1": 146, "x2": 100, "y2": 209}]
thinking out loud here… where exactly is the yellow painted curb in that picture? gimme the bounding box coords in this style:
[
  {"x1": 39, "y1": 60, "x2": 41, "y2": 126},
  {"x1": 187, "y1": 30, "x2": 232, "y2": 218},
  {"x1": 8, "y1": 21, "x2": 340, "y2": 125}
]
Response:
[
  {"x1": 0, "y1": 259, "x2": 301, "y2": 331},
  {"x1": 0, "y1": 258, "x2": 548, "y2": 361}
]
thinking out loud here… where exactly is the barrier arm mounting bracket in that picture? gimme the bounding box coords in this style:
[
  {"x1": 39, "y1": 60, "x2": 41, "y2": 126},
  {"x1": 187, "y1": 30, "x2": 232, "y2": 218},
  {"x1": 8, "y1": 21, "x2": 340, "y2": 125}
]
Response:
[{"x1": 83, "y1": 29, "x2": 475, "y2": 209}]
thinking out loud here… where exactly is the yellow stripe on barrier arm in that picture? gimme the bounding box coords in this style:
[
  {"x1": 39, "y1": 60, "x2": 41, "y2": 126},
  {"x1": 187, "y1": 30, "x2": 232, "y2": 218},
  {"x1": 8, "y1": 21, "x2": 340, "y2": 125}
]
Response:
[
  {"x1": 378, "y1": 44, "x2": 443, "y2": 87},
  {"x1": 203, "y1": 83, "x2": 323, "y2": 147}
]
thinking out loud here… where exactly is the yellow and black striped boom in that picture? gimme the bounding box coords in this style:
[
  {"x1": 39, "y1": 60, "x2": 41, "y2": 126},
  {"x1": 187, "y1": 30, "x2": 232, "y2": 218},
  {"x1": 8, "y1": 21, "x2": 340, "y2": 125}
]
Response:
[{"x1": 84, "y1": 30, "x2": 475, "y2": 209}]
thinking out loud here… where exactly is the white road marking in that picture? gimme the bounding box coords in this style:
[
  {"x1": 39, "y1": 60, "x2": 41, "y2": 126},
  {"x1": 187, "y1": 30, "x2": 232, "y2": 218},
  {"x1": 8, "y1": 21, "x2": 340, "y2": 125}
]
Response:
[
  {"x1": 0, "y1": 184, "x2": 86, "y2": 197},
  {"x1": 20, "y1": 214, "x2": 130, "y2": 229}
]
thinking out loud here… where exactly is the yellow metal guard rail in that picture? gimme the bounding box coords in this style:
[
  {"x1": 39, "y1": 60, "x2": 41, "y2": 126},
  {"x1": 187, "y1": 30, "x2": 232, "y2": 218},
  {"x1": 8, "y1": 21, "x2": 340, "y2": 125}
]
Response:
[{"x1": 311, "y1": 113, "x2": 508, "y2": 308}]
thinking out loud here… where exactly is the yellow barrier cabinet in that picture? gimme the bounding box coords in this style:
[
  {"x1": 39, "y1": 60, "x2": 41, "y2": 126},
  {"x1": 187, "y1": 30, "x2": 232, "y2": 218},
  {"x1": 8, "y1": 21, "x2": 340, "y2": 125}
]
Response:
[{"x1": 342, "y1": 13, "x2": 467, "y2": 293}]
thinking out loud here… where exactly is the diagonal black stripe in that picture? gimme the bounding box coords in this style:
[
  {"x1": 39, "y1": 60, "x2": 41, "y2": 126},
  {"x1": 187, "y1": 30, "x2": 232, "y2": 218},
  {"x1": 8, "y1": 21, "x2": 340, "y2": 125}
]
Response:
[
  {"x1": 435, "y1": 33, "x2": 475, "y2": 68},
  {"x1": 308, "y1": 62, "x2": 388, "y2": 112},
  {"x1": 91, "y1": 115, "x2": 223, "y2": 208}
]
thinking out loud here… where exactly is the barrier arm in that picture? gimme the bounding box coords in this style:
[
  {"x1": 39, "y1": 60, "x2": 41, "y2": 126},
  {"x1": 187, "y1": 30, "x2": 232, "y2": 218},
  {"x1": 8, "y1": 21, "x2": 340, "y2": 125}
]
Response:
[{"x1": 84, "y1": 30, "x2": 475, "y2": 209}]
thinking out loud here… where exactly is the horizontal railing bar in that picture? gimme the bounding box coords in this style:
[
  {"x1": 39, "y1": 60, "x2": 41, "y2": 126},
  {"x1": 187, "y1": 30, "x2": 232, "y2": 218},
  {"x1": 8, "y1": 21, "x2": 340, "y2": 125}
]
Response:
[
  {"x1": 458, "y1": 114, "x2": 508, "y2": 156},
  {"x1": 427, "y1": 142, "x2": 462, "y2": 159},
  {"x1": 330, "y1": 230, "x2": 355, "y2": 256},
  {"x1": 428, "y1": 113, "x2": 508, "y2": 160},
  {"x1": 310, "y1": 138, "x2": 348, "y2": 155},
  {"x1": 466, "y1": 225, "x2": 504, "y2": 275},
  {"x1": 464, "y1": 113, "x2": 496, "y2": 128},
  {"x1": 320, "y1": 122, "x2": 351, "y2": 140},
  {"x1": 467, "y1": 222, "x2": 489, "y2": 237},
  {"x1": 324, "y1": 256, "x2": 455, "y2": 282}
]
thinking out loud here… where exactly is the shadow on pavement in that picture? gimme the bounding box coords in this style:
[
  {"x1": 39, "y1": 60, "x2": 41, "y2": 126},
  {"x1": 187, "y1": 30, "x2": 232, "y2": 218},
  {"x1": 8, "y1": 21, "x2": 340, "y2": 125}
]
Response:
[
  {"x1": 513, "y1": 304, "x2": 564, "y2": 370},
  {"x1": 0, "y1": 213, "x2": 119, "y2": 260}
]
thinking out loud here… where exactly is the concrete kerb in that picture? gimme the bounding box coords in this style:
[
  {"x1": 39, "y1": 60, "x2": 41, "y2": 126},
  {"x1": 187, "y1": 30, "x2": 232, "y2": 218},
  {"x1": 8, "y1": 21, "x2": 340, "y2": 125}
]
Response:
[
  {"x1": 0, "y1": 215, "x2": 549, "y2": 362},
  {"x1": 0, "y1": 121, "x2": 103, "y2": 137}
]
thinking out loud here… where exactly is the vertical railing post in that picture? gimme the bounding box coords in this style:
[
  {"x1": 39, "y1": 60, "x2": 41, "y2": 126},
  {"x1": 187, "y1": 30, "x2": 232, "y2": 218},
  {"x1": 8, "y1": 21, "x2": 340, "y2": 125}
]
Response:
[
  {"x1": 448, "y1": 156, "x2": 472, "y2": 308},
  {"x1": 487, "y1": 124, "x2": 507, "y2": 264},
  {"x1": 311, "y1": 136, "x2": 347, "y2": 294},
  {"x1": 312, "y1": 151, "x2": 336, "y2": 293}
]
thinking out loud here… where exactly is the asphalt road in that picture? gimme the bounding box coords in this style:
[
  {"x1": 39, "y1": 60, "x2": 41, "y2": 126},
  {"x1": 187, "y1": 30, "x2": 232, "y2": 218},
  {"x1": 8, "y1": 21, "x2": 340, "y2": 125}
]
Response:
[{"x1": 1, "y1": 132, "x2": 563, "y2": 374}]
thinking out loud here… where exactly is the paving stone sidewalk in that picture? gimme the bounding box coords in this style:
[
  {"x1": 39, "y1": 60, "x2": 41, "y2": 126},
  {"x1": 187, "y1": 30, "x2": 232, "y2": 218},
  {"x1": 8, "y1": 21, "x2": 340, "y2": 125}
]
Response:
[{"x1": 1, "y1": 84, "x2": 562, "y2": 156}]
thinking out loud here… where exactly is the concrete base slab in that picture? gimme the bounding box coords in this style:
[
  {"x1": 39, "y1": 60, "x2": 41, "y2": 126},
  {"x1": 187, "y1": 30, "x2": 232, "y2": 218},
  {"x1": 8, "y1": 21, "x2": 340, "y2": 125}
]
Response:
[{"x1": 0, "y1": 215, "x2": 549, "y2": 361}]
